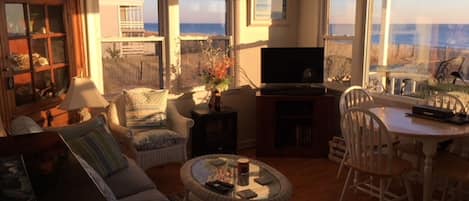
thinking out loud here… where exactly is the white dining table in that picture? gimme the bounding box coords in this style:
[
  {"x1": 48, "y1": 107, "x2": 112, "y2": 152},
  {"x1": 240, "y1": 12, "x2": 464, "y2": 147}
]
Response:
[
  {"x1": 369, "y1": 107, "x2": 469, "y2": 201},
  {"x1": 369, "y1": 106, "x2": 469, "y2": 201}
]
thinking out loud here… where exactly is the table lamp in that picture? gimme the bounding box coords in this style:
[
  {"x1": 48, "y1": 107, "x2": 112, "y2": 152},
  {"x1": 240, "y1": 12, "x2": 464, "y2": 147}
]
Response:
[{"x1": 59, "y1": 77, "x2": 109, "y2": 122}]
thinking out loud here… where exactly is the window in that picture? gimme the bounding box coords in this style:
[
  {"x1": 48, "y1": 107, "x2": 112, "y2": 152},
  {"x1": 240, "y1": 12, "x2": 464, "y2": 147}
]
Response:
[
  {"x1": 324, "y1": 0, "x2": 355, "y2": 85},
  {"x1": 5, "y1": 3, "x2": 69, "y2": 106},
  {"x1": 178, "y1": 0, "x2": 232, "y2": 89},
  {"x1": 365, "y1": 0, "x2": 469, "y2": 100},
  {"x1": 99, "y1": 0, "x2": 163, "y2": 98}
]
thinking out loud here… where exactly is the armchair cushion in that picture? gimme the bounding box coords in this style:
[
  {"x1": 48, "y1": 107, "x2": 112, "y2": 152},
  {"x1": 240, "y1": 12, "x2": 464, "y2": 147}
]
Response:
[
  {"x1": 124, "y1": 88, "x2": 168, "y2": 128},
  {"x1": 132, "y1": 129, "x2": 185, "y2": 151},
  {"x1": 68, "y1": 126, "x2": 128, "y2": 177}
]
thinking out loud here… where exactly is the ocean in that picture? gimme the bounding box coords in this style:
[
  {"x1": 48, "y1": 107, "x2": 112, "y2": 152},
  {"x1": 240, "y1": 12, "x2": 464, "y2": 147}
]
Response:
[
  {"x1": 330, "y1": 24, "x2": 469, "y2": 49},
  {"x1": 146, "y1": 23, "x2": 469, "y2": 49},
  {"x1": 144, "y1": 23, "x2": 226, "y2": 36}
]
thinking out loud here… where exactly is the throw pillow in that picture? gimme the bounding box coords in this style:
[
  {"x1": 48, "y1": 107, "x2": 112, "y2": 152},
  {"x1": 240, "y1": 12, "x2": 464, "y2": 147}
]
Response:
[
  {"x1": 74, "y1": 154, "x2": 118, "y2": 201},
  {"x1": 68, "y1": 126, "x2": 127, "y2": 178},
  {"x1": 124, "y1": 88, "x2": 168, "y2": 128},
  {"x1": 132, "y1": 129, "x2": 185, "y2": 151}
]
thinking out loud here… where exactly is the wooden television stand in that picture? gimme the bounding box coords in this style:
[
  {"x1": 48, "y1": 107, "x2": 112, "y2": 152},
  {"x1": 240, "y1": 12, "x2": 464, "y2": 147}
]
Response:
[{"x1": 256, "y1": 91, "x2": 340, "y2": 157}]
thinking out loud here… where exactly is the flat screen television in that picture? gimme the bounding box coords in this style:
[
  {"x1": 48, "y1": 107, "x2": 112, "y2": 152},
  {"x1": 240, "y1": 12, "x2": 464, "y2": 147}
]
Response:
[{"x1": 261, "y1": 47, "x2": 324, "y2": 85}]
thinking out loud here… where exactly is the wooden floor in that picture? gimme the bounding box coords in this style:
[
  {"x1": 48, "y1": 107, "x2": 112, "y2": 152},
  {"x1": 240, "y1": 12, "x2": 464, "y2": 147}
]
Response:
[{"x1": 146, "y1": 149, "x2": 417, "y2": 201}]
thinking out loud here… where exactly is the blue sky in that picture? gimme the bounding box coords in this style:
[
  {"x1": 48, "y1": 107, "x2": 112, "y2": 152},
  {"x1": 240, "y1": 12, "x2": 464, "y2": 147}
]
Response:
[{"x1": 143, "y1": 0, "x2": 226, "y2": 23}]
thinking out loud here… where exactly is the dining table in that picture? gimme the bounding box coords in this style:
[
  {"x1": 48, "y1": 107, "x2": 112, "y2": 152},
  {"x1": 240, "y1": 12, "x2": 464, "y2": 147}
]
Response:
[{"x1": 369, "y1": 106, "x2": 469, "y2": 201}]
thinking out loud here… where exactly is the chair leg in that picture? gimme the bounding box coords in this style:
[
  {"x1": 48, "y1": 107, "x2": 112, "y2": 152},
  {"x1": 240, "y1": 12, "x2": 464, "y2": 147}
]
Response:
[
  {"x1": 402, "y1": 175, "x2": 414, "y2": 201},
  {"x1": 379, "y1": 178, "x2": 385, "y2": 201},
  {"x1": 440, "y1": 178, "x2": 450, "y2": 201},
  {"x1": 340, "y1": 167, "x2": 353, "y2": 201},
  {"x1": 337, "y1": 150, "x2": 348, "y2": 179}
]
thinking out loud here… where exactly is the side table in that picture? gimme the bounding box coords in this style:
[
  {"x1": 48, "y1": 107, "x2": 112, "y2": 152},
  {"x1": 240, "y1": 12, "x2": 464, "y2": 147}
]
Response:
[{"x1": 191, "y1": 107, "x2": 237, "y2": 157}]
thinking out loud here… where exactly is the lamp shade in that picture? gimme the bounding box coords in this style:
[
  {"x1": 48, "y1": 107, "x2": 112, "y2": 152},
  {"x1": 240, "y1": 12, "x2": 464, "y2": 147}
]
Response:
[{"x1": 59, "y1": 77, "x2": 109, "y2": 110}]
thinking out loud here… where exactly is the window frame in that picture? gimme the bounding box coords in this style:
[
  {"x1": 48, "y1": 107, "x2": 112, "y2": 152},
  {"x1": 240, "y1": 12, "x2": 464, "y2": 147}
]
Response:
[{"x1": 174, "y1": 0, "x2": 234, "y2": 92}]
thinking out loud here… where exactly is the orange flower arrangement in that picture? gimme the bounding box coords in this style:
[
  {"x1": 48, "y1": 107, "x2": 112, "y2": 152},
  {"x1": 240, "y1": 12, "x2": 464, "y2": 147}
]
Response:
[{"x1": 200, "y1": 40, "x2": 234, "y2": 92}]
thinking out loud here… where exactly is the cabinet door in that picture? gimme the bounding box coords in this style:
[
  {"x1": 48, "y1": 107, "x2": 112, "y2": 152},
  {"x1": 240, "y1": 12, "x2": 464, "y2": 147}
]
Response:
[{"x1": 3, "y1": 2, "x2": 71, "y2": 127}]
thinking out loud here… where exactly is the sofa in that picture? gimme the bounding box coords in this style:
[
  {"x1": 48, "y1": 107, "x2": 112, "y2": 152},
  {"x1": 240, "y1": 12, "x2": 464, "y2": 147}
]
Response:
[{"x1": 28, "y1": 115, "x2": 169, "y2": 201}]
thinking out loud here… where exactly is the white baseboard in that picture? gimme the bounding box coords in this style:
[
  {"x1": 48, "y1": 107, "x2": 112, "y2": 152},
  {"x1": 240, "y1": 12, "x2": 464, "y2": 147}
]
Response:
[{"x1": 238, "y1": 138, "x2": 256, "y2": 150}]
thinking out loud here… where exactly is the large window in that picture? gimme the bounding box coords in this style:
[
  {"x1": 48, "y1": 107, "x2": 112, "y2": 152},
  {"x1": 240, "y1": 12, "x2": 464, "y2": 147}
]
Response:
[
  {"x1": 178, "y1": 0, "x2": 231, "y2": 89},
  {"x1": 99, "y1": 0, "x2": 163, "y2": 98},
  {"x1": 365, "y1": 0, "x2": 469, "y2": 101},
  {"x1": 325, "y1": 0, "x2": 355, "y2": 85}
]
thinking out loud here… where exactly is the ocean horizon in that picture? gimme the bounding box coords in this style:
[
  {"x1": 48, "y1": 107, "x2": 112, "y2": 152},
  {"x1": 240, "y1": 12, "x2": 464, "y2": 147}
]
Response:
[
  {"x1": 145, "y1": 23, "x2": 226, "y2": 36},
  {"x1": 144, "y1": 23, "x2": 469, "y2": 49}
]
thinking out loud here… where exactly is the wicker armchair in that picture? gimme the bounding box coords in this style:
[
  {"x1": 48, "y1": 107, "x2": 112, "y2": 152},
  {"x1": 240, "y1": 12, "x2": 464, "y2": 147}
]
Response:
[{"x1": 107, "y1": 89, "x2": 194, "y2": 170}]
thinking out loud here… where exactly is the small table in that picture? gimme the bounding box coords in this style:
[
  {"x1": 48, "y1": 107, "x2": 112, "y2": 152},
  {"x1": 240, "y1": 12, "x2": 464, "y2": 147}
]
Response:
[
  {"x1": 191, "y1": 107, "x2": 237, "y2": 157},
  {"x1": 180, "y1": 154, "x2": 292, "y2": 201},
  {"x1": 369, "y1": 107, "x2": 469, "y2": 201}
]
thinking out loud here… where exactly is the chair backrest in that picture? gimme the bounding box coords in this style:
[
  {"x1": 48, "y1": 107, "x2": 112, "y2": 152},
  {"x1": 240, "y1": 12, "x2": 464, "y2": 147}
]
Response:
[
  {"x1": 434, "y1": 56, "x2": 465, "y2": 84},
  {"x1": 425, "y1": 93, "x2": 466, "y2": 114},
  {"x1": 341, "y1": 108, "x2": 395, "y2": 174},
  {"x1": 339, "y1": 86, "x2": 374, "y2": 115}
]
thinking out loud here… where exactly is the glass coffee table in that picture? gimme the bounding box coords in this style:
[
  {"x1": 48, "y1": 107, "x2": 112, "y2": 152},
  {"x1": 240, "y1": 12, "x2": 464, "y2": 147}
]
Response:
[{"x1": 180, "y1": 154, "x2": 292, "y2": 201}]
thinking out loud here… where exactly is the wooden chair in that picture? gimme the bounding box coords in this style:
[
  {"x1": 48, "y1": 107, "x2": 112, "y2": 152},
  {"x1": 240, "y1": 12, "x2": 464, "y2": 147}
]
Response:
[
  {"x1": 425, "y1": 93, "x2": 466, "y2": 114},
  {"x1": 337, "y1": 86, "x2": 374, "y2": 178},
  {"x1": 434, "y1": 57, "x2": 466, "y2": 84},
  {"x1": 429, "y1": 94, "x2": 469, "y2": 201},
  {"x1": 339, "y1": 108, "x2": 414, "y2": 201},
  {"x1": 398, "y1": 93, "x2": 466, "y2": 163},
  {"x1": 339, "y1": 86, "x2": 374, "y2": 115}
]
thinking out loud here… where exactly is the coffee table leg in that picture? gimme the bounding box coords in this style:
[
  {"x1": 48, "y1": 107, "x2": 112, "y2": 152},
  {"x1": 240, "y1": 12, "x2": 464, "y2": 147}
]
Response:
[{"x1": 422, "y1": 140, "x2": 438, "y2": 201}]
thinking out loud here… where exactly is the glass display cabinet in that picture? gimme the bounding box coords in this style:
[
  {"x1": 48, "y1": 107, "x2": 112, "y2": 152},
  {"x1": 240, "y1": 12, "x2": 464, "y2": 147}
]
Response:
[{"x1": 5, "y1": 3, "x2": 69, "y2": 106}]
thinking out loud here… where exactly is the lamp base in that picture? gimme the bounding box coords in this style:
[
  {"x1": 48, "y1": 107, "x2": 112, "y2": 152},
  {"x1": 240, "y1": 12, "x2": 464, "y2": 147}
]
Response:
[{"x1": 78, "y1": 108, "x2": 92, "y2": 122}]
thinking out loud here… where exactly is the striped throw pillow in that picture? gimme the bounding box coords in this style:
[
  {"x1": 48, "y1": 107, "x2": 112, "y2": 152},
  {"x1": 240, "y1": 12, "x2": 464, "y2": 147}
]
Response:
[
  {"x1": 68, "y1": 126, "x2": 127, "y2": 178},
  {"x1": 124, "y1": 89, "x2": 168, "y2": 128}
]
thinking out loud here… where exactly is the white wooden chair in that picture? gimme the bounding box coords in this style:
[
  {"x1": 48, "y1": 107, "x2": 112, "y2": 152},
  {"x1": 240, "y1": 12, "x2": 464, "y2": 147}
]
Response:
[
  {"x1": 397, "y1": 93, "x2": 466, "y2": 167},
  {"x1": 339, "y1": 86, "x2": 374, "y2": 115},
  {"x1": 339, "y1": 108, "x2": 414, "y2": 201},
  {"x1": 425, "y1": 93, "x2": 466, "y2": 114},
  {"x1": 337, "y1": 86, "x2": 374, "y2": 178}
]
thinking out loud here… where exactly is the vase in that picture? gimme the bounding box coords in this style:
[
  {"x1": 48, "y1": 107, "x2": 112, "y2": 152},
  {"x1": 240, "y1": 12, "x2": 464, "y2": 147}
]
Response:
[{"x1": 208, "y1": 90, "x2": 221, "y2": 112}]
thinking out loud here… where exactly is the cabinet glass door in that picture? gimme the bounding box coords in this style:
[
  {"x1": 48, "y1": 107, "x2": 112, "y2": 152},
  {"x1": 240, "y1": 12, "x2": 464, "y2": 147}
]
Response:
[{"x1": 4, "y1": 3, "x2": 69, "y2": 106}]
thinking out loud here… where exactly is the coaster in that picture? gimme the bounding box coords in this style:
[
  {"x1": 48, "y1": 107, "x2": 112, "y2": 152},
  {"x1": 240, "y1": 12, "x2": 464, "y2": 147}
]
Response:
[
  {"x1": 236, "y1": 189, "x2": 257, "y2": 199},
  {"x1": 254, "y1": 176, "x2": 273, "y2": 185}
]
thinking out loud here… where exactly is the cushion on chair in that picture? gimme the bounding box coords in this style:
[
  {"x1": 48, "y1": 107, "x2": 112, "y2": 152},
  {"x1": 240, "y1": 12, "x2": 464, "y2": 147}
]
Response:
[
  {"x1": 124, "y1": 88, "x2": 168, "y2": 128},
  {"x1": 68, "y1": 126, "x2": 128, "y2": 177},
  {"x1": 132, "y1": 129, "x2": 185, "y2": 151}
]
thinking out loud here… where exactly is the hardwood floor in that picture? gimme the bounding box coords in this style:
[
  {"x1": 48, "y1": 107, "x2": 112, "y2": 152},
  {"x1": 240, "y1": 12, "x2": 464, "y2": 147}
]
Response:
[{"x1": 145, "y1": 149, "x2": 416, "y2": 201}]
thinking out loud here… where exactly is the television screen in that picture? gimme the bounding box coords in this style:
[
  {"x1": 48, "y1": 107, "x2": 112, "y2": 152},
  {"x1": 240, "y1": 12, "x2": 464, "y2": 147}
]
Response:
[{"x1": 261, "y1": 47, "x2": 324, "y2": 84}]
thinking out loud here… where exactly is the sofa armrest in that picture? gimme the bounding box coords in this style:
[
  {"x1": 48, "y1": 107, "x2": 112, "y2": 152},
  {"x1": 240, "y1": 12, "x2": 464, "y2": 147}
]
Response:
[
  {"x1": 108, "y1": 121, "x2": 137, "y2": 162},
  {"x1": 166, "y1": 101, "x2": 194, "y2": 139}
]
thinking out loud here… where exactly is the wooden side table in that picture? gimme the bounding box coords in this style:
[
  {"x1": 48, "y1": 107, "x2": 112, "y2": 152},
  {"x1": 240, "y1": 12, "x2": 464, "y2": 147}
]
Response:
[{"x1": 190, "y1": 107, "x2": 237, "y2": 157}]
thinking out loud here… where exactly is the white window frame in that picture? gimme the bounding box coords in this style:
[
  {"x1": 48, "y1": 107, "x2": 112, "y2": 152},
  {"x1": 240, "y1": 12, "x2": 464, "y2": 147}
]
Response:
[{"x1": 175, "y1": 0, "x2": 234, "y2": 92}]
